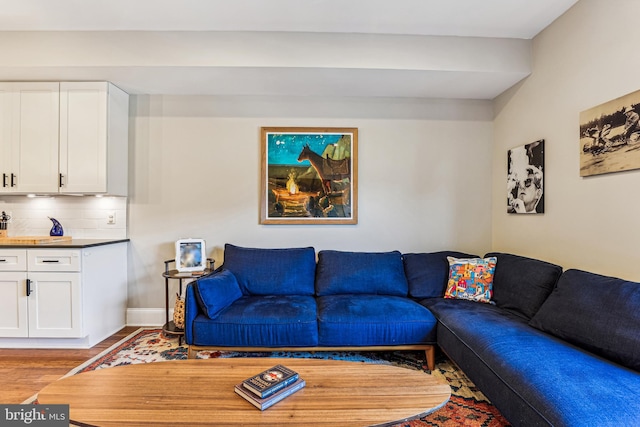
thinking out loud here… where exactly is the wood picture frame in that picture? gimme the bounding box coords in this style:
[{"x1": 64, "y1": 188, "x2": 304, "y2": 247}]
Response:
[{"x1": 260, "y1": 127, "x2": 358, "y2": 225}]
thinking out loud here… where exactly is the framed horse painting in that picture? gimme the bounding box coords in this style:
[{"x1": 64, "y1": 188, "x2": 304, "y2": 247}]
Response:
[{"x1": 260, "y1": 127, "x2": 358, "y2": 224}]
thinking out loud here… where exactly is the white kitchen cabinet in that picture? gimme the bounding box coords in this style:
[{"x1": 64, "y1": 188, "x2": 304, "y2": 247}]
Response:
[
  {"x1": 0, "y1": 82, "x2": 60, "y2": 194},
  {"x1": 0, "y1": 81, "x2": 128, "y2": 196},
  {"x1": 59, "y1": 82, "x2": 129, "y2": 195},
  {"x1": 0, "y1": 86, "x2": 12, "y2": 190},
  {"x1": 0, "y1": 271, "x2": 28, "y2": 337},
  {"x1": 0, "y1": 249, "x2": 82, "y2": 338},
  {"x1": 0, "y1": 242, "x2": 128, "y2": 348},
  {"x1": 28, "y1": 271, "x2": 82, "y2": 338}
]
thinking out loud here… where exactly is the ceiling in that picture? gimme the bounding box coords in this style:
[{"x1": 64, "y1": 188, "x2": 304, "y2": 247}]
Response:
[{"x1": 0, "y1": 0, "x2": 580, "y2": 99}]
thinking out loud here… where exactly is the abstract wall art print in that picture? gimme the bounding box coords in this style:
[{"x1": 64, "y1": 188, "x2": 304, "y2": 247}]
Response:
[
  {"x1": 580, "y1": 89, "x2": 640, "y2": 177},
  {"x1": 507, "y1": 139, "x2": 544, "y2": 214},
  {"x1": 260, "y1": 127, "x2": 358, "y2": 224}
]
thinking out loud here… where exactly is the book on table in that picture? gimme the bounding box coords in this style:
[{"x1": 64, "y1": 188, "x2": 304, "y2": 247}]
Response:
[
  {"x1": 235, "y1": 378, "x2": 306, "y2": 410},
  {"x1": 241, "y1": 364, "x2": 299, "y2": 398}
]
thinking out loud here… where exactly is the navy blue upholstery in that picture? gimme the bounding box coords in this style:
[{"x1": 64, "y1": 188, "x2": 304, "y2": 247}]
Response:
[
  {"x1": 422, "y1": 298, "x2": 640, "y2": 426},
  {"x1": 185, "y1": 246, "x2": 640, "y2": 427},
  {"x1": 191, "y1": 295, "x2": 318, "y2": 347},
  {"x1": 403, "y1": 251, "x2": 478, "y2": 299},
  {"x1": 186, "y1": 247, "x2": 435, "y2": 360},
  {"x1": 315, "y1": 250, "x2": 408, "y2": 296},
  {"x1": 485, "y1": 252, "x2": 562, "y2": 320},
  {"x1": 530, "y1": 269, "x2": 640, "y2": 372},
  {"x1": 222, "y1": 244, "x2": 316, "y2": 296},
  {"x1": 317, "y1": 295, "x2": 437, "y2": 346},
  {"x1": 194, "y1": 270, "x2": 243, "y2": 319}
]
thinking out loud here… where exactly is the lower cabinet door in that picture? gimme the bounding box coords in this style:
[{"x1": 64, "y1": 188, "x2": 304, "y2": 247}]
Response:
[
  {"x1": 0, "y1": 272, "x2": 28, "y2": 337},
  {"x1": 27, "y1": 272, "x2": 82, "y2": 338}
]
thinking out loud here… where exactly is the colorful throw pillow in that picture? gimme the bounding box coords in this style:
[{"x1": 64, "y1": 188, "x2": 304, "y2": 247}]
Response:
[
  {"x1": 444, "y1": 257, "x2": 497, "y2": 303},
  {"x1": 403, "y1": 251, "x2": 479, "y2": 299}
]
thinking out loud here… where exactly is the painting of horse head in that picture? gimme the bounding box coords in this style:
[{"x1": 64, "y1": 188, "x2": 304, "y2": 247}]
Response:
[{"x1": 260, "y1": 127, "x2": 358, "y2": 224}]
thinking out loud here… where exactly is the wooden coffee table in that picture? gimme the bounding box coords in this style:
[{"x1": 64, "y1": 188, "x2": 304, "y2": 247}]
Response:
[{"x1": 37, "y1": 358, "x2": 450, "y2": 427}]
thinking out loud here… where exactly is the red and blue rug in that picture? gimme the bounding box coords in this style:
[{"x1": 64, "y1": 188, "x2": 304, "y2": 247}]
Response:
[{"x1": 54, "y1": 328, "x2": 511, "y2": 427}]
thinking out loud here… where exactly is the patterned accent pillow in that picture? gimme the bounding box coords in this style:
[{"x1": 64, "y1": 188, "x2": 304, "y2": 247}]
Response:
[{"x1": 444, "y1": 257, "x2": 497, "y2": 303}]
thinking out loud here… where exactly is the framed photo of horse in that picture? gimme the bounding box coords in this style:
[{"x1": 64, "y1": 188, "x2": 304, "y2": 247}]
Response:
[
  {"x1": 580, "y1": 88, "x2": 640, "y2": 177},
  {"x1": 260, "y1": 127, "x2": 358, "y2": 224}
]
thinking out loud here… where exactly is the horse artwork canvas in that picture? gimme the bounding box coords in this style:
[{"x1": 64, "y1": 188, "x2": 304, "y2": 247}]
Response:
[{"x1": 260, "y1": 127, "x2": 358, "y2": 224}]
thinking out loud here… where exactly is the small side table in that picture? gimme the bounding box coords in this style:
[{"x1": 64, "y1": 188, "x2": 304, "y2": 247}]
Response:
[{"x1": 162, "y1": 258, "x2": 214, "y2": 343}]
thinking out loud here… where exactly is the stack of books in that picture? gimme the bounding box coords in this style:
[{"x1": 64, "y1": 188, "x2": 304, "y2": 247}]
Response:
[{"x1": 234, "y1": 364, "x2": 306, "y2": 410}]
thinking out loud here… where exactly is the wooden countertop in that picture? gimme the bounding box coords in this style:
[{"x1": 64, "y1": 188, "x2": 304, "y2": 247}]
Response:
[{"x1": 0, "y1": 238, "x2": 129, "y2": 249}]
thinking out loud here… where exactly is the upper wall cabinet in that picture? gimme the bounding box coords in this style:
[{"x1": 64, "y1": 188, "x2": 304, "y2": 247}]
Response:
[
  {"x1": 59, "y1": 82, "x2": 129, "y2": 196},
  {"x1": 0, "y1": 83, "x2": 60, "y2": 194},
  {"x1": 0, "y1": 81, "x2": 128, "y2": 196}
]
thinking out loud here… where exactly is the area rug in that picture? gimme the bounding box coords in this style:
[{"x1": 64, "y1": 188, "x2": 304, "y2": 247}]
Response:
[{"x1": 42, "y1": 328, "x2": 511, "y2": 427}]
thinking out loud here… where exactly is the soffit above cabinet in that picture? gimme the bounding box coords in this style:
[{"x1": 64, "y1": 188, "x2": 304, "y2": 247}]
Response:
[{"x1": 0, "y1": 0, "x2": 579, "y2": 99}]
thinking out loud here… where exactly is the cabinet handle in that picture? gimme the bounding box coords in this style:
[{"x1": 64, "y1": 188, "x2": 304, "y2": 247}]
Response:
[
  {"x1": 2, "y1": 173, "x2": 6, "y2": 188},
  {"x1": 42, "y1": 259, "x2": 60, "y2": 263},
  {"x1": 10, "y1": 173, "x2": 16, "y2": 187},
  {"x1": 0, "y1": 259, "x2": 5, "y2": 262},
  {"x1": 26, "y1": 279, "x2": 31, "y2": 296},
  {"x1": 59, "y1": 173, "x2": 64, "y2": 188}
]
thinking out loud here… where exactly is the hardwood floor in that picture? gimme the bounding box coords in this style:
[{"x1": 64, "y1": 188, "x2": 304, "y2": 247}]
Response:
[{"x1": 0, "y1": 326, "x2": 140, "y2": 404}]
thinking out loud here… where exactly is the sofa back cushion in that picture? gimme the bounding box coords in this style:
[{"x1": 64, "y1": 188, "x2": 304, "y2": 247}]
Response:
[
  {"x1": 316, "y1": 250, "x2": 408, "y2": 296},
  {"x1": 222, "y1": 244, "x2": 316, "y2": 296},
  {"x1": 194, "y1": 270, "x2": 243, "y2": 319},
  {"x1": 403, "y1": 251, "x2": 479, "y2": 299},
  {"x1": 485, "y1": 252, "x2": 562, "y2": 320},
  {"x1": 530, "y1": 269, "x2": 640, "y2": 372}
]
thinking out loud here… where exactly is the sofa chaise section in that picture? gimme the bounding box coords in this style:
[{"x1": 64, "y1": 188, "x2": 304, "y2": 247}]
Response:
[{"x1": 420, "y1": 253, "x2": 640, "y2": 427}]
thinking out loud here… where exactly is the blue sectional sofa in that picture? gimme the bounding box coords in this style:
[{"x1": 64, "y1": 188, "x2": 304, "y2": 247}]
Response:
[{"x1": 184, "y1": 245, "x2": 640, "y2": 426}]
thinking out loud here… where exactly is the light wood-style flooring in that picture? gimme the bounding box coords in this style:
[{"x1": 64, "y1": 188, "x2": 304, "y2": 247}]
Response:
[{"x1": 0, "y1": 326, "x2": 140, "y2": 404}]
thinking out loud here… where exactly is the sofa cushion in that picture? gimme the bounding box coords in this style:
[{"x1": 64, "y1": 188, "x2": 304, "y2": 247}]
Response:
[
  {"x1": 315, "y1": 250, "x2": 408, "y2": 296},
  {"x1": 485, "y1": 252, "x2": 562, "y2": 320},
  {"x1": 222, "y1": 244, "x2": 316, "y2": 296},
  {"x1": 317, "y1": 295, "x2": 436, "y2": 345},
  {"x1": 191, "y1": 295, "x2": 318, "y2": 347},
  {"x1": 403, "y1": 251, "x2": 478, "y2": 299},
  {"x1": 530, "y1": 269, "x2": 640, "y2": 372},
  {"x1": 194, "y1": 270, "x2": 243, "y2": 319},
  {"x1": 423, "y1": 297, "x2": 640, "y2": 426},
  {"x1": 444, "y1": 256, "x2": 496, "y2": 303}
]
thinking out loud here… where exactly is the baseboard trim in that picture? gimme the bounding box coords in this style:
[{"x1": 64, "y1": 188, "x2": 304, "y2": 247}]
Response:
[{"x1": 126, "y1": 308, "x2": 166, "y2": 327}]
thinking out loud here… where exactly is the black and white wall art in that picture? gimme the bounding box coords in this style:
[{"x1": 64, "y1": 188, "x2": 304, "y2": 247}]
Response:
[
  {"x1": 507, "y1": 140, "x2": 544, "y2": 214},
  {"x1": 580, "y1": 89, "x2": 640, "y2": 177}
]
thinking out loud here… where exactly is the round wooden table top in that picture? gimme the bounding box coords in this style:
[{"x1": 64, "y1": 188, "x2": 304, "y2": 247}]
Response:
[{"x1": 37, "y1": 358, "x2": 451, "y2": 427}]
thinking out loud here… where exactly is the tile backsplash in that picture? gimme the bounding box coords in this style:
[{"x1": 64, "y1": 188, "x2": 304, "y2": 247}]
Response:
[{"x1": 0, "y1": 196, "x2": 127, "y2": 239}]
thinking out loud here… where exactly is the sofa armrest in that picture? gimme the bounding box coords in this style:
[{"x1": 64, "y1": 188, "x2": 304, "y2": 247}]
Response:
[{"x1": 185, "y1": 282, "x2": 200, "y2": 345}]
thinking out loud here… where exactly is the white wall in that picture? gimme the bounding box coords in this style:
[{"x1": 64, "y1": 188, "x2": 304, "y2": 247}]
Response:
[
  {"x1": 492, "y1": 0, "x2": 640, "y2": 281},
  {"x1": 127, "y1": 95, "x2": 494, "y2": 310}
]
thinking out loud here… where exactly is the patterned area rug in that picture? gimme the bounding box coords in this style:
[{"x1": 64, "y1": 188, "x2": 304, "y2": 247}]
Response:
[{"x1": 47, "y1": 328, "x2": 511, "y2": 427}]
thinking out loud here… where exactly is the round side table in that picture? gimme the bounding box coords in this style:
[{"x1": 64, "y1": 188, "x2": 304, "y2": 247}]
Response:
[{"x1": 162, "y1": 258, "x2": 214, "y2": 343}]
